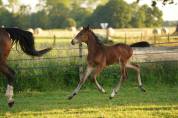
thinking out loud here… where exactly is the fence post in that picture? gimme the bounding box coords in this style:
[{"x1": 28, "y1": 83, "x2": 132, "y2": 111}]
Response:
[
  {"x1": 79, "y1": 43, "x2": 83, "y2": 80},
  {"x1": 167, "y1": 33, "x2": 170, "y2": 42},
  {"x1": 53, "y1": 35, "x2": 56, "y2": 47},
  {"x1": 154, "y1": 34, "x2": 156, "y2": 44},
  {"x1": 141, "y1": 32, "x2": 143, "y2": 41},
  {"x1": 106, "y1": 28, "x2": 109, "y2": 41},
  {"x1": 125, "y1": 32, "x2": 127, "y2": 44}
]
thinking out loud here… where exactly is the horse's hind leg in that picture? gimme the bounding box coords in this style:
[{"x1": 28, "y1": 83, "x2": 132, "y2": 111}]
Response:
[
  {"x1": 93, "y1": 66, "x2": 106, "y2": 93},
  {"x1": 0, "y1": 63, "x2": 16, "y2": 107},
  {"x1": 126, "y1": 63, "x2": 146, "y2": 92},
  {"x1": 110, "y1": 64, "x2": 125, "y2": 99}
]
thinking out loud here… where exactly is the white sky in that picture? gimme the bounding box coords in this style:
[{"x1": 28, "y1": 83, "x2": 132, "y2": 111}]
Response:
[
  {"x1": 126, "y1": 0, "x2": 178, "y2": 21},
  {"x1": 2, "y1": 0, "x2": 178, "y2": 21}
]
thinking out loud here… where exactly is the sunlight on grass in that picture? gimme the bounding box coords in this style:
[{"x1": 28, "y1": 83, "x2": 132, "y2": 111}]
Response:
[{"x1": 2, "y1": 105, "x2": 178, "y2": 118}]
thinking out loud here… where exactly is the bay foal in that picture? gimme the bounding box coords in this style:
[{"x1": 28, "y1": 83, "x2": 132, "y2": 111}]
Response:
[
  {"x1": 0, "y1": 28, "x2": 52, "y2": 107},
  {"x1": 68, "y1": 26, "x2": 149, "y2": 100}
]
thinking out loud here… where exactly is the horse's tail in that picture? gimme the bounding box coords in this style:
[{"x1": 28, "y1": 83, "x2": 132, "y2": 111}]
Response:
[
  {"x1": 4, "y1": 28, "x2": 52, "y2": 56},
  {"x1": 130, "y1": 41, "x2": 150, "y2": 47}
]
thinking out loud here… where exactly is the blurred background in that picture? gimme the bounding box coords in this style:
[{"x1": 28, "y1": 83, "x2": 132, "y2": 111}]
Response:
[{"x1": 0, "y1": 0, "x2": 177, "y2": 29}]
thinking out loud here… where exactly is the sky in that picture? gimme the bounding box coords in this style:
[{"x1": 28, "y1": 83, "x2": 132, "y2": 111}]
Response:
[
  {"x1": 126, "y1": 0, "x2": 178, "y2": 21},
  {"x1": 2, "y1": 0, "x2": 178, "y2": 21}
]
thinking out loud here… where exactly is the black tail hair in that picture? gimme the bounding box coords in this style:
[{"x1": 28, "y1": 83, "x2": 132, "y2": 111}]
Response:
[
  {"x1": 4, "y1": 28, "x2": 51, "y2": 56},
  {"x1": 130, "y1": 41, "x2": 150, "y2": 47}
]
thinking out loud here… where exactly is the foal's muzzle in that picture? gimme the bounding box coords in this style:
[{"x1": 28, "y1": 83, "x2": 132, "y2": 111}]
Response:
[{"x1": 71, "y1": 38, "x2": 79, "y2": 45}]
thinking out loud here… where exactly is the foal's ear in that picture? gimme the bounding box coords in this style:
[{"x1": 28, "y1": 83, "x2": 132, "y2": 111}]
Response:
[
  {"x1": 86, "y1": 25, "x2": 90, "y2": 30},
  {"x1": 83, "y1": 25, "x2": 90, "y2": 30}
]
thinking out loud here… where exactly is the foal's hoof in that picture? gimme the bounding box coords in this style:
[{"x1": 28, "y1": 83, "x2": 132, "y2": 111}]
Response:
[
  {"x1": 109, "y1": 96, "x2": 113, "y2": 100},
  {"x1": 139, "y1": 86, "x2": 146, "y2": 92},
  {"x1": 68, "y1": 96, "x2": 73, "y2": 100},
  {"x1": 68, "y1": 93, "x2": 76, "y2": 100},
  {"x1": 8, "y1": 101, "x2": 14, "y2": 108}
]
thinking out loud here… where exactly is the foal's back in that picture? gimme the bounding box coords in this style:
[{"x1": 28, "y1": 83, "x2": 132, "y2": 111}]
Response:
[{"x1": 104, "y1": 43, "x2": 133, "y2": 65}]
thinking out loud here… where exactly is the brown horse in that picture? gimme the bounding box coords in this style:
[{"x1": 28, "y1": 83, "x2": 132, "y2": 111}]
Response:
[
  {"x1": 0, "y1": 28, "x2": 52, "y2": 107},
  {"x1": 68, "y1": 26, "x2": 149, "y2": 100}
]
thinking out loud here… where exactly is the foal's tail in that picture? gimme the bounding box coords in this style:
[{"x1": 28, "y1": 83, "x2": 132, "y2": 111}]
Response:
[
  {"x1": 130, "y1": 41, "x2": 150, "y2": 47},
  {"x1": 4, "y1": 28, "x2": 52, "y2": 56}
]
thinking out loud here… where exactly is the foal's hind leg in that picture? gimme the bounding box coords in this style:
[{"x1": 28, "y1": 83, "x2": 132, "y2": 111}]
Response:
[
  {"x1": 68, "y1": 66, "x2": 94, "y2": 100},
  {"x1": 126, "y1": 63, "x2": 146, "y2": 92},
  {"x1": 93, "y1": 66, "x2": 106, "y2": 93},
  {"x1": 110, "y1": 64, "x2": 125, "y2": 99},
  {"x1": 0, "y1": 63, "x2": 16, "y2": 107}
]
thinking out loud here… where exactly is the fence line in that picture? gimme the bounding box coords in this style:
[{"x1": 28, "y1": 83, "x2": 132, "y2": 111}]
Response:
[{"x1": 7, "y1": 38, "x2": 178, "y2": 78}]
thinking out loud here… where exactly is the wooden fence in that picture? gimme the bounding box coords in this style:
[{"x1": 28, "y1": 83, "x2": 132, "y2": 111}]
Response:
[{"x1": 8, "y1": 34, "x2": 178, "y2": 79}]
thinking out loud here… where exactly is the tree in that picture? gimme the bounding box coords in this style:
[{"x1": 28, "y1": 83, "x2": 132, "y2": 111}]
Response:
[
  {"x1": 70, "y1": 3, "x2": 92, "y2": 27},
  {"x1": 46, "y1": 0, "x2": 72, "y2": 8},
  {"x1": 85, "y1": 0, "x2": 132, "y2": 28},
  {"x1": 47, "y1": 3, "x2": 70, "y2": 28},
  {"x1": 129, "y1": 3, "x2": 163, "y2": 28},
  {"x1": 0, "y1": 0, "x2": 2, "y2": 5},
  {"x1": 8, "y1": 0, "x2": 19, "y2": 13},
  {"x1": 65, "y1": 18, "x2": 76, "y2": 27},
  {"x1": 130, "y1": 3, "x2": 146, "y2": 27},
  {"x1": 136, "y1": 0, "x2": 175, "y2": 7},
  {"x1": 140, "y1": 5, "x2": 163, "y2": 27},
  {"x1": 30, "y1": 10, "x2": 49, "y2": 29},
  {"x1": 0, "y1": 8, "x2": 15, "y2": 27}
]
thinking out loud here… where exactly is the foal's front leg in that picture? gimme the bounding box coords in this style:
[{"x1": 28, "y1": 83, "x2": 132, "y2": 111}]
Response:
[
  {"x1": 93, "y1": 66, "x2": 106, "y2": 93},
  {"x1": 68, "y1": 66, "x2": 93, "y2": 100}
]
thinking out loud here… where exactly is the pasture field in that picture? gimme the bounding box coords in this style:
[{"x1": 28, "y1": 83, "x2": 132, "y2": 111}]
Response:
[
  {"x1": 1, "y1": 28, "x2": 178, "y2": 117},
  {"x1": 0, "y1": 85, "x2": 178, "y2": 118}
]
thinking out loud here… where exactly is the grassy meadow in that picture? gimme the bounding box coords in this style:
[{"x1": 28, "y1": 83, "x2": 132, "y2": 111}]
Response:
[{"x1": 0, "y1": 28, "x2": 178, "y2": 117}]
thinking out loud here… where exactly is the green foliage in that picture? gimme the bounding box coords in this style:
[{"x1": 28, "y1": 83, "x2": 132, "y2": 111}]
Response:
[
  {"x1": 0, "y1": 0, "x2": 163, "y2": 28},
  {"x1": 86, "y1": 0, "x2": 132, "y2": 28},
  {"x1": 142, "y1": 5, "x2": 163, "y2": 27},
  {"x1": 129, "y1": 4, "x2": 163, "y2": 28},
  {"x1": 47, "y1": 3, "x2": 70, "y2": 28},
  {"x1": 65, "y1": 18, "x2": 77, "y2": 27},
  {"x1": 70, "y1": 5, "x2": 92, "y2": 27},
  {"x1": 130, "y1": 3, "x2": 146, "y2": 28},
  {"x1": 0, "y1": 8, "x2": 15, "y2": 27},
  {"x1": 1, "y1": 59, "x2": 178, "y2": 92},
  {"x1": 30, "y1": 10, "x2": 49, "y2": 29},
  {"x1": 46, "y1": 0, "x2": 72, "y2": 8},
  {"x1": 137, "y1": 0, "x2": 175, "y2": 7},
  {"x1": 85, "y1": 0, "x2": 163, "y2": 28}
]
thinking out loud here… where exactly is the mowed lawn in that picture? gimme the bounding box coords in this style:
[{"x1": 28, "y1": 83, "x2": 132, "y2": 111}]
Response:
[{"x1": 0, "y1": 85, "x2": 178, "y2": 118}]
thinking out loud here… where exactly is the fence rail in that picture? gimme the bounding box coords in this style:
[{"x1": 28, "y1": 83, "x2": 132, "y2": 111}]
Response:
[{"x1": 7, "y1": 40, "x2": 178, "y2": 79}]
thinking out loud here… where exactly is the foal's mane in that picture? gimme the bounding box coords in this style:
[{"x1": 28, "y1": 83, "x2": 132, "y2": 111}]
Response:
[{"x1": 89, "y1": 30, "x2": 103, "y2": 46}]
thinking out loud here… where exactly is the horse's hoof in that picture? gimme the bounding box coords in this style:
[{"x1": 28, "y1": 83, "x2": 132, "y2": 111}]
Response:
[
  {"x1": 101, "y1": 90, "x2": 106, "y2": 94},
  {"x1": 68, "y1": 95, "x2": 73, "y2": 100},
  {"x1": 139, "y1": 86, "x2": 146, "y2": 92},
  {"x1": 141, "y1": 88, "x2": 146, "y2": 92},
  {"x1": 8, "y1": 101, "x2": 14, "y2": 108},
  {"x1": 109, "y1": 96, "x2": 113, "y2": 100},
  {"x1": 68, "y1": 93, "x2": 76, "y2": 100}
]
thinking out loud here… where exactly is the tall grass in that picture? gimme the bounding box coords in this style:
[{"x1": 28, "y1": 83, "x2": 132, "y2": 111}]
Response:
[{"x1": 1, "y1": 34, "x2": 178, "y2": 92}]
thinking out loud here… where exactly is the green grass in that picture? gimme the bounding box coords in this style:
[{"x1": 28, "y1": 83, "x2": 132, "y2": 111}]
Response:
[
  {"x1": 0, "y1": 85, "x2": 178, "y2": 118},
  {"x1": 1, "y1": 33, "x2": 178, "y2": 117}
]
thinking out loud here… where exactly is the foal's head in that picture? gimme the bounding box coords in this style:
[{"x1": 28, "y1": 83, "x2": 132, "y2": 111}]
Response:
[{"x1": 71, "y1": 26, "x2": 91, "y2": 45}]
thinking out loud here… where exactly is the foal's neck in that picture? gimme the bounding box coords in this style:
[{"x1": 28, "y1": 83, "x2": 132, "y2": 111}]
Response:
[{"x1": 87, "y1": 33, "x2": 103, "y2": 54}]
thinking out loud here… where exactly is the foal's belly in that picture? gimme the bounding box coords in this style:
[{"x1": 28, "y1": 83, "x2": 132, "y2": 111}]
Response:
[{"x1": 106, "y1": 55, "x2": 118, "y2": 65}]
